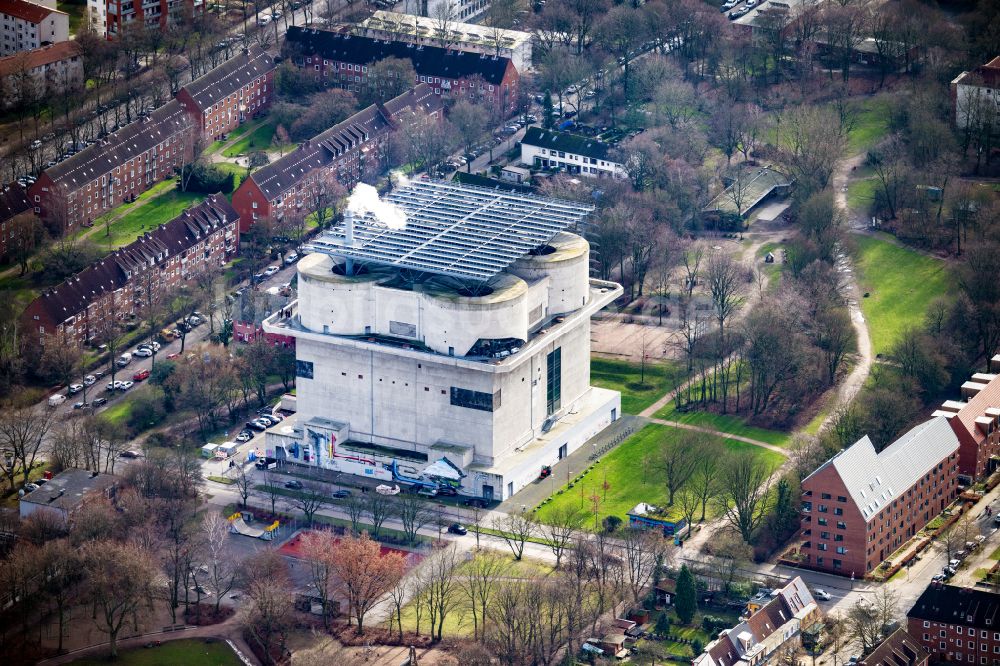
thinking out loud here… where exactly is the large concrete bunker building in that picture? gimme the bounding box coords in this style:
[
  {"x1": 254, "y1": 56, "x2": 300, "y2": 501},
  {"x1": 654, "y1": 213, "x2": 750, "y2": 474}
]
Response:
[{"x1": 263, "y1": 180, "x2": 622, "y2": 501}]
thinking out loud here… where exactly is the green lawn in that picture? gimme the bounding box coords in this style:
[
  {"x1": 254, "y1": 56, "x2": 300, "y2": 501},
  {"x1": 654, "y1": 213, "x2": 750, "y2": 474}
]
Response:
[
  {"x1": 591, "y1": 357, "x2": 682, "y2": 415},
  {"x1": 847, "y1": 97, "x2": 894, "y2": 153},
  {"x1": 847, "y1": 177, "x2": 877, "y2": 213},
  {"x1": 989, "y1": 545, "x2": 1000, "y2": 560},
  {"x1": 222, "y1": 120, "x2": 276, "y2": 157},
  {"x1": 97, "y1": 188, "x2": 207, "y2": 249},
  {"x1": 207, "y1": 122, "x2": 255, "y2": 154},
  {"x1": 854, "y1": 234, "x2": 951, "y2": 355},
  {"x1": 653, "y1": 400, "x2": 792, "y2": 447},
  {"x1": 214, "y1": 161, "x2": 248, "y2": 191},
  {"x1": 756, "y1": 242, "x2": 783, "y2": 293},
  {"x1": 534, "y1": 424, "x2": 785, "y2": 529},
  {"x1": 100, "y1": 398, "x2": 132, "y2": 426},
  {"x1": 69, "y1": 639, "x2": 241, "y2": 665}
]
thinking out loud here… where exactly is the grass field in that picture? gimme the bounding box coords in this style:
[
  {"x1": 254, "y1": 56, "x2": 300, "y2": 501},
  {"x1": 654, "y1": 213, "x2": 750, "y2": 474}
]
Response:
[
  {"x1": 847, "y1": 97, "x2": 894, "y2": 153},
  {"x1": 69, "y1": 639, "x2": 241, "y2": 665},
  {"x1": 100, "y1": 397, "x2": 132, "y2": 426},
  {"x1": 534, "y1": 424, "x2": 785, "y2": 529},
  {"x1": 847, "y1": 177, "x2": 877, "y2": 212},
  {"x1": 97, "y1": 188, "x2": 207, "y2": 249},
  {"x1": 854, "y1": 234, "x2": 951, "y2": 355},
  {"x1": 213, "y1": 162, "x2": 248, "y2": 191},
  {"x1": 591, "y1": 357, "x2": 682, "y2": 415},
  {"x1": 222, "y1": 120, "x2": 277, "y2": 157},
  {"x1": 653, "y1": 400, "x2": 792, "y2": 447},
  {"x1": 57, "y1": 0, "x2": 86, "y2": 34}
]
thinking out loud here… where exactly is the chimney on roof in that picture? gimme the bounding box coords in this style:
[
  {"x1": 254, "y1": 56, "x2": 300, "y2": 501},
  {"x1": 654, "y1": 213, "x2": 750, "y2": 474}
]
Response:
[
  {"x1": 990, "y1": 355, "x2": 1000, "y2": 373},
  {"x1": 962, "y1": 381, "x2": 986, "y2": 399}
]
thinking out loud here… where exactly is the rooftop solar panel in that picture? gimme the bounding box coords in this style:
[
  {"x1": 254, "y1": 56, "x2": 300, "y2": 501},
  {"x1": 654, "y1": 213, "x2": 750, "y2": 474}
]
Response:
[{"x1": 302, "y1": 180, "x2": 594, "y2": 282}]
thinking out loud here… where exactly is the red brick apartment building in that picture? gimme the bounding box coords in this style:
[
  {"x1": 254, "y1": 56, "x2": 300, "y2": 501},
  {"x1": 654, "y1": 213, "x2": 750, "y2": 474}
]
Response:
[
  {"x1": 28, "y1": 99, "x2": 195, "y2": 233},
  {"x1": 860, "y1": 628, "x2": 929, "y2": 666},
  {"x1": 931, "y1": 359, "x2": 1000, "y2": 482},
  {"x1": 99, "y1": 0, "x2": 205, "y2": 40},
  {"x1": 231, "y1": 84, "x2": 442, "y2": 232},
  {"x1": 799, "y1": 416, "x2": 960, "y2": 577},
  {"x1": 0, "y1": 182, "x2": 33, "y2": 259},
  {"x1": 21, "y1": 194, "x2": 237, "y2": 346},
  {"x1": 907, "y1": 584, "x2": 1000, "y2": 664},
  {"x1": 175, "y1": 47, "x2": 277, "y2": 141},
  {"x1": 284, "y1": 26, "x2": 519, "y2": 117}
]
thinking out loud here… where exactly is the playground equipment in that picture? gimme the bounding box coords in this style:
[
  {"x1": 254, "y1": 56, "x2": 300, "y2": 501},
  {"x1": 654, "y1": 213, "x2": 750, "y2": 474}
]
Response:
[{"x1": 228, "y1": 511, "x2": 279, "y2": 540}]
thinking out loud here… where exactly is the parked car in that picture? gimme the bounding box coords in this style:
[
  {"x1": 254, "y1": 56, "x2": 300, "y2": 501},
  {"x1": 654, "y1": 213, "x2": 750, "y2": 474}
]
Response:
[
  {"x1": 166, "y1": 352, "x2": 180, "y2": 360},
  {"x1": 246, "y1": 420, "x2": 268, "y2": 431},
  {"x1": 257, "y1": 414, "x2": 279, "y2": 426},
  {"x1": 235, "y1": 431, "x2": 253, "y2": 443},
  {"x1": 284, "y1": 480, "x2": 303, "y2": 490},
  {"x1": 332, "y1": 489, "x2": 352, "y2": 499},
  {"x1": 116, "y1": 353, "x2": 132, "y2": 367},
  {"x1": 120, "y1": 450, "x2": 142, "y2": 458},
  {"x1": 119, "y1": 380, "x2": 134, "y2": 391},
  {"x1": 134, "y1": 347, "x2": 153, "y2": 358},
  {"x1": 68, "y1": 383, "x2": 83, "y2": 394},
  {"x1": 447, "y1": 523, "x2": 468, "y2": 535},
  {"x1": 83, "y1": 375, "x2": 96, "y2": 386},
  {"x1": 812, "y1": 589, "x2": 831, "y2": 601},
  {"x1": 133, "y1": 369, "x2": 150, "y2": 381},
  {"x1": 106, "y1": 381, "x2": 124, "y2": 391},
  {"x1": 284, "y1": 252, "x2": 299, "y2": 265},
  {"x1": 72, "y1": 401, "x2": 88, "y2": 410},
  {"x1": 23, "y1": 482, "x2": 39, "y2": 492},
  {"x1": 462, "y1": 498, "x2": 487, "y2": 508},
  {"x1": 255, "y1": 456, "x2": 278, "y2": 470},
  {"x1": 264, "y1": 265, "x2": 280, "y2": 277},
  {"x1": 92, "y1": 397, "x2": 108, "y2": 407}
]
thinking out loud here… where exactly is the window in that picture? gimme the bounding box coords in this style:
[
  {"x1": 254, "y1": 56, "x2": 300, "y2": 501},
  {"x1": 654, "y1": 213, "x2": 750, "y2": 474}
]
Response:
[
  {"x1": 834, "y1": 507, "x2": 844, "y2": 516},
  {"x1": 818, "y1": 504, "x2": 828, "y2": 513},
  {"x1": 546, "y1": 348, "x2": 561, "y2": 415},
  {"x1": 837, "y1": 521, "x2": 847, "y2": 529},
  {"x1": 295, "y1": 360, "x2": 314, "y2": 379},
  {"x1": 821, "y1": 493, "x2": 831, "y2": 500},
  {"x1": 837, "y1": 496, "x2": 847, "y2": 502},
  {"x1": 836, "y1": 546, "x2": 846, "y2": 554},
  {"x1": 450, "y1": 387, "x2": 500, "y2": 412}
]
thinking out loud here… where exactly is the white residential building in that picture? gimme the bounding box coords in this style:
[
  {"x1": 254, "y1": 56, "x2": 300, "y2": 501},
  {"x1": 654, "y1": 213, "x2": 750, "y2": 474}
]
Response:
[
  {"x1": 520, "y1": 127, "x2": 626, "y2": 180},
  {"x1": 0, "y1": 0, "x2": 68, "y2": 56},
  {"x1": 358, "y1": 10, "x2": 532, "y2": 72},
  {"x1": 951, "y1": 56, "x2": 1000, "y2": 131},
  {"x1": 262, "y1": 180, "x2": 623, "y2": 502},
  {"x1": 400, "y1": 0, "x2": 490, "y2": 22}
]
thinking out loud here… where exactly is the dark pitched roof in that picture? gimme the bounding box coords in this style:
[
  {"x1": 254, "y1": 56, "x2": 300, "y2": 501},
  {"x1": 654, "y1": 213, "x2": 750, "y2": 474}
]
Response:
[
  {"x1": 20, "y1": 468, "x2": 117, "y2": 511},
  {"x1": 521, "y1": 127, "x2": 614, "y2": 162},
  {"x1": 859, "y1": 629, "x2": 927, "y2": 666},
  {"x1": 0, "y1": 0, "x2": 63, "y2": 24},
  {"x1": 29, "y1": 194, "x2": 237, "y2": 326},
  {"x1": 0, "y1": 41, "x2": 81, "y2": 78},
  {"x1": 41, "y1": 100, "x2": 191, "y2": 191},
  {"x1": 0, "y1": 182, "x2": 30, "y2": 222},
  {"x1": 285, "y1": 26, "x2": 512, "y2": 85},
  {"x1": 248, "y1": 84, "x2": 441, "y2": 201},
  {"x1": 179, "y1": 47, "x2": 276, "y2": 112},
  {"x1": 451, "y1": 170, "x2": 536, "y2": 194},
  {"x1": 907, "y1": 584, "x2": 1000, "y2": 630}
]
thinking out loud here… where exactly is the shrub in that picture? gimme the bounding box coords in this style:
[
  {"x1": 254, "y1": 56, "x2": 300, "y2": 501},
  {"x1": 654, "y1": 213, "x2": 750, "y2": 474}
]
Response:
[
  {"x1": 654, "y1": 612, "x2": 671, "y2": 635},
  {"x1": 185, "y1": 164, "x2": 236, "y2": 193}
]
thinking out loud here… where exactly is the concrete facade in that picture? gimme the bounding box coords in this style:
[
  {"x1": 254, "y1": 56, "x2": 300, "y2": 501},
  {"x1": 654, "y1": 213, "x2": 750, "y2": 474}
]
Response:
[
  {"x1": 91, "y1": 0, "x2": 204, "y2": 39},
  {"x1": 263, "y1": 221, "x2": 622, "y2": 501}
]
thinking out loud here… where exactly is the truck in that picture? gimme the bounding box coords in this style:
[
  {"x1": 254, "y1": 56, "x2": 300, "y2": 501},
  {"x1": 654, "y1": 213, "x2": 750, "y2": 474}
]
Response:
[
  {"x1": 255, "y1": 456, "x2": 279, "y2": 470},
  {"x1": 116, "y1": 352, "x2": 132, "y2": 367},
  {"x1": 47, "y1": 393, "x2": 67, "y2": 407}
]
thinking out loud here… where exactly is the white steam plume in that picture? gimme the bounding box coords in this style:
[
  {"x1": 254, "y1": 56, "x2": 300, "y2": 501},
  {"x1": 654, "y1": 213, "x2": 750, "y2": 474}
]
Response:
[{"x1": 346, "y1": 183, "x2": 407, "y2": 230}]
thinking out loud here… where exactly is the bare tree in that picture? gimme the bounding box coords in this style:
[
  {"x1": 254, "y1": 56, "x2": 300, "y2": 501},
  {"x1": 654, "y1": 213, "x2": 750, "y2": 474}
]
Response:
[
  {"x1": 364, "y1": 491, "x2": 396, "y2": 540},
  {"x1": 241, "y1": 550, "x2": 294, "y2": 659},
  {"x1": 847, "y1": 587, "x2": 899, "y2": 654},
  {"x1": 291, "y1": 481, "x2": 329, "y2": 527},
  {"x1": 233, "y1": 463, "x2": 252, "y2": 507},
  {"x1": 659, "y1": 430, "x2": 701, "y2": 506},
  {"x1": 619, "y1": 527, "x2": 671, "y2": 603},
  {"x1": 537, "y1": 505, "x2": 584, "y2": 568},
  {"x1": 715, "y1": 451, "x2": 775, "y2": 543},
  {"x1": 420, "y1": 544, "x2": 461, "y2": 641},
  {"x1": 299, "y1": 529, "x2": 338, "y2": 629},
  {"x1": 202, "y1": 511, "x2": 238, "y2": 614},
  {"x1": 492, "y1": 511, "x2": 537, "y2": 561},
  {"x1": 0, "y1": 405, "x2": 53, "y2": 491},
  {"x1": 82, "y1": 540, "x2": 157, "y2": 659},
  {"x1": 461, "y1": 550, "x2": 510, "y2": 640},
  {"x1": 691, "y1": 439, "x2": 724, "y2": 522},
  {"x1": 397, "y1": 493, "x2": 435, "y2": 544}
]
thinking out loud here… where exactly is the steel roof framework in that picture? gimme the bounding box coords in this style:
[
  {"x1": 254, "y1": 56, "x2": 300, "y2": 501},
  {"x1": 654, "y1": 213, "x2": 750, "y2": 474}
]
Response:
[{"x1": 303, "y1": 180, "x2": 594, "y2": 282}]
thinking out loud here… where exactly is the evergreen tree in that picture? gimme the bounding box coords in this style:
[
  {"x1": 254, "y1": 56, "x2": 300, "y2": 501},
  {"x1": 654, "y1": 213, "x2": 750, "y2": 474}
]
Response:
[
  {"x1": 676, "y1": 564, "x2": 697, "y2": 625},
  {"x1": 542, "y1": 90, "x2": 555, "y2": 130}
]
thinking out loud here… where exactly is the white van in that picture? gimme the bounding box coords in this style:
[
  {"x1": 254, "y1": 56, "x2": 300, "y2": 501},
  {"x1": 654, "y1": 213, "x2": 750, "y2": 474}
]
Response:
[
  {"x1": 116, "y1": 352, "x2": 132, "y2": 367},
  {"x1": 48, "y1": 393, "x2": 67, "y2": 407}
]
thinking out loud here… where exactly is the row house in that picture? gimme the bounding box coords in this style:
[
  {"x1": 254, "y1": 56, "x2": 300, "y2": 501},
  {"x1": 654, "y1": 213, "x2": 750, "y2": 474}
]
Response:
[
  {"x1": 693, "y1": 576, "x2": 821, "y2": 666},
  {"x1": 175, "y1": 47, "x2": 277, "y2": 141},
  {"x1": 21, "y1": 194, "x2": 238, "y2": 346},
  {"x1": 232, "y1": 84, "x2": 442, "y2": 232},
  {"x1": 88, "y1": 0, "x2": 204, "y2": 40},
  {"x1": 0, "y1": 0, "x2": 68, "y2": 56},
  {"x1": 28, "y1": 99, "x2": 195, "y2": 233},
  {"x1": 0, "y1": 40, "x2": 82, "y2": 109},
  {"x1": 0, "y1": 182, "x2": 33, "y2": 259},
  {"x1": 799, "y1": 416, "x2": 960, "y2": 577},
  {"x1": 859, "y1": 628, "x2": 929, "y2": 666},
  {"x1": 907, "y1": 584, "x2": 1000, "y2": 664},
  {"x1": 284, "y1": 26, "x2": 519, "y2": 117},
  {"x1": 931, "y1": 360, "x2": 1000, "y2": 482}
]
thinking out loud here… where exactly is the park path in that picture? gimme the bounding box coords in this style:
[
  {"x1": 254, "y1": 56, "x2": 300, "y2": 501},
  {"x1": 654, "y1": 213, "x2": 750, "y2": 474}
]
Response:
[{"x1": 644, "y1": 416, "x2": 786, "y2": 455}]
